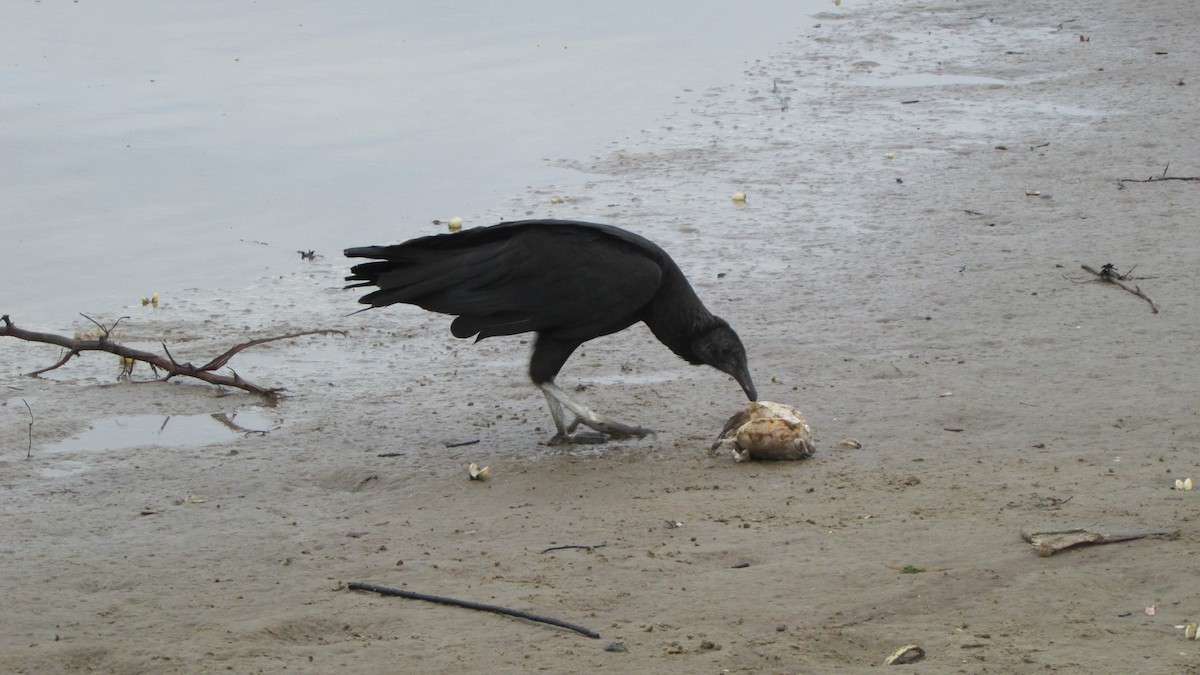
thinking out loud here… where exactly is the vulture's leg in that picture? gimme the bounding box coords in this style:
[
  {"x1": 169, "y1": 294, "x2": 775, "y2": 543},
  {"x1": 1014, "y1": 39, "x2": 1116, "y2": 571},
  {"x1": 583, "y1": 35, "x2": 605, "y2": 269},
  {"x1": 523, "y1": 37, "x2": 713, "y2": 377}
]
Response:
[{"x1": 539, "y1": 382, "x2": 653, "y2": 444}]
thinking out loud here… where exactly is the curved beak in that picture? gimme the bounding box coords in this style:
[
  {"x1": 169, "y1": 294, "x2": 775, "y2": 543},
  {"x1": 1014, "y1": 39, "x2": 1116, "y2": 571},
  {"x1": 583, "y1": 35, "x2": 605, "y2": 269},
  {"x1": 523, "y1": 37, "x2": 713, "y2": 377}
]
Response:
[
  {"x1": 737, "y1": 370, "x2": 757, "y2": 402},
  {"x1": 724, "y1": 360, "x2": 757, "y2": 402}
]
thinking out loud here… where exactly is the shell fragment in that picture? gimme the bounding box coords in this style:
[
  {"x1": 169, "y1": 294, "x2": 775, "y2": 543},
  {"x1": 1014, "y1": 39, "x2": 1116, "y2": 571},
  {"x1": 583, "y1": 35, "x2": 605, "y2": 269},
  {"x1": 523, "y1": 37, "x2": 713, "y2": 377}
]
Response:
[{"x1": 885, "y1": 644, "x2": 925, "y2": 665}]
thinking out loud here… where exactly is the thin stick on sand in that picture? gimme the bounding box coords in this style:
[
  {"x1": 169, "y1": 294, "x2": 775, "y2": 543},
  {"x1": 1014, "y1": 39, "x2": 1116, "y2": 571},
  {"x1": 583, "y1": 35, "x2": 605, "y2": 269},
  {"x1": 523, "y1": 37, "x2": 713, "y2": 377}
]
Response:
[{"x1": 347, "y1": 581, "x2": 600, "y2": 639}]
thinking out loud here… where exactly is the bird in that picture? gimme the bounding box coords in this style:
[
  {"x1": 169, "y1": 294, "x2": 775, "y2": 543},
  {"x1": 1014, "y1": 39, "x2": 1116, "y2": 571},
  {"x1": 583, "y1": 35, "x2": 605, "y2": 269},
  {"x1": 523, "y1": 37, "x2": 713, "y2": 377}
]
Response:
[{"x1": 345, "y1": 219, "x2": 756, "y2": 444}]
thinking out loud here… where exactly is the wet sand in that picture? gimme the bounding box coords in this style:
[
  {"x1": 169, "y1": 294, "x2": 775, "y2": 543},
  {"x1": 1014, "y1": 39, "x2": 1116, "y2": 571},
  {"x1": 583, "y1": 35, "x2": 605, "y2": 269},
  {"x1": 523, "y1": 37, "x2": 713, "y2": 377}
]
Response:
[{"x1": 3, "y1": 0, "x2": 1200, "y2": 672}]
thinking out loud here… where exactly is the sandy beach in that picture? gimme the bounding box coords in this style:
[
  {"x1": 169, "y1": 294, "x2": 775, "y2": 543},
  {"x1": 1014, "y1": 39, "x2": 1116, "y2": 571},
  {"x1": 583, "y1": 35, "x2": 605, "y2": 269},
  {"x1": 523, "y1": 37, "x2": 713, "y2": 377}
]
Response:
[{"x1": 3, "y1": 0, "x2": 1200, "y2": 672}]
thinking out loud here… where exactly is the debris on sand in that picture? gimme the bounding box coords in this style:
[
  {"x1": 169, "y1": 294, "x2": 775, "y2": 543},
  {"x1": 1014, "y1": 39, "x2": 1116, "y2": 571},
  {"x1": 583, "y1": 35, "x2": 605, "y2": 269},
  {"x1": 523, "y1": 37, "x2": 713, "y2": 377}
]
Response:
[{"x1": 1020, "y1": 526, "x2": 1178, "y2": 557}]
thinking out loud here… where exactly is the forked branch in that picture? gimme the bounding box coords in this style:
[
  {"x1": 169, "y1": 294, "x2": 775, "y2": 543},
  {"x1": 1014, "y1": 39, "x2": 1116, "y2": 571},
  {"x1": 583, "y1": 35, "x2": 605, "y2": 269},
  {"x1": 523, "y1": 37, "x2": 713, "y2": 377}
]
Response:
[
  {"x1": 1078, "y1": 264, "x2": 1159, "y2": 314},
  {"x1": 0, "y1": 314, "x2": 345, "y2": 400}
]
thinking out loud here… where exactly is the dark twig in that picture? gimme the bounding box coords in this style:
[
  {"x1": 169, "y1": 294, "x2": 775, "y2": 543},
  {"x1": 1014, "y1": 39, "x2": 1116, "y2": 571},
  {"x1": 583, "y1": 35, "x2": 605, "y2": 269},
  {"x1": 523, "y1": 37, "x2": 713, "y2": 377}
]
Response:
[
  {"x1": 27, "y1": 351, "x2": 78, "y2": 377},
  {"x1": 1079, "y1": 264, "x2": 1159, "y2": 313},
  {"x1": 347, "y1": 581, "x2": 600, "y2": 639},
  {"x1": 541, "y1": 543, "x2": 607, "y2": 554},
  {"x1": 1117, "y1": 176, "x2": 1199, "y2": 186},
  {"x1": 1117, "y1": 163, "x2": 1200, "y2": 188},
  {"x1": 835, "y1": 615, "x2": 875, "y2": 628},
  {"x1": 0, "y1": 314, "x2": 346, "y2": 399},
  {"x1": 1035, "y1": 494, "x2": 1073, "y2": 508},
  {"x1": 22, "y1": 399, "x2": 33, "y2": 460},
  {"x1": 80, "y1": 313, "x2": 129, "y2": 340}
]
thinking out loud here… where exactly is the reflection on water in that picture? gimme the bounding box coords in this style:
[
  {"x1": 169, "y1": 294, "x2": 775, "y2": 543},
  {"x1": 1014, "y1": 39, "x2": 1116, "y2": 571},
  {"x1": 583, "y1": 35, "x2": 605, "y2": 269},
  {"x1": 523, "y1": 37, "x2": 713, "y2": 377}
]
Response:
[
  {"x1": 1, "y1": 1, "x2": 819, "y2": 326},
  {"x1": 45, "y1": 408, "x2": 275, "y2": 454}
]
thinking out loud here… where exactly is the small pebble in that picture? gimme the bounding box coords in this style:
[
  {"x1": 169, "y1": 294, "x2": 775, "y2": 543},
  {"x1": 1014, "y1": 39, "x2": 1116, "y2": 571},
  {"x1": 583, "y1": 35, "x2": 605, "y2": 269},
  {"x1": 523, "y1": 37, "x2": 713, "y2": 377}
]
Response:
[
  {"x1": 776, "y1": 624, "x2": 787, "y2": 632},
  {"x1": 603, "y1": 641, "x2": 627, "y2": 653}
]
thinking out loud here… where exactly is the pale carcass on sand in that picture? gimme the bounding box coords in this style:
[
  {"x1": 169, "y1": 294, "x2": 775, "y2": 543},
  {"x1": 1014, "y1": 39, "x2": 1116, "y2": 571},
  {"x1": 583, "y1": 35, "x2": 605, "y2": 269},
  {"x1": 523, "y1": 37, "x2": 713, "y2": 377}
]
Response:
[{"x1": 711, "y1": 400, "x2": 814, "y2": 462}]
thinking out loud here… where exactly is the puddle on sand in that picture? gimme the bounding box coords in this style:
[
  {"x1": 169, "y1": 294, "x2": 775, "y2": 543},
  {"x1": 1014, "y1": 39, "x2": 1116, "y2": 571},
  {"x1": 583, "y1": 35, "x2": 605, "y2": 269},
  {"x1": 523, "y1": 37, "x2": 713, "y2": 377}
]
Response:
[{"x1": 45, "y1": 408, "x2": 275, "y2": 455}]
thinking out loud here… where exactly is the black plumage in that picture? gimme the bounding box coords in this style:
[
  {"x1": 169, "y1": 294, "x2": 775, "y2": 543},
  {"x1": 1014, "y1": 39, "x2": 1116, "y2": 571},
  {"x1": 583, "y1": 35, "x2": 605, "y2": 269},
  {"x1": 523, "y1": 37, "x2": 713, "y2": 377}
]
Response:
[{"x1": 346, "y1": 219, "x2": 755, "y2": 443}]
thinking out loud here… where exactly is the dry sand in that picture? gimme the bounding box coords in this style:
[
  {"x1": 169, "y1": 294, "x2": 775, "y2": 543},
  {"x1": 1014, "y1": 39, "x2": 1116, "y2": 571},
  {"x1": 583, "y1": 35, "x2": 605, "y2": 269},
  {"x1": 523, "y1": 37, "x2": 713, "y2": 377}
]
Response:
[{"x1": 3, "y1": 0, "x2": 1200, "y2": 672}]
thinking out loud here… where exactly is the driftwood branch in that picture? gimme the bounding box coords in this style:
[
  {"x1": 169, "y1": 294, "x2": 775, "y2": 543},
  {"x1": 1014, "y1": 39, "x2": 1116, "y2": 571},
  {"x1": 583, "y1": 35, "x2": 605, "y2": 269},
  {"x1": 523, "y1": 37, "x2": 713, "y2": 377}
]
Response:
[
  {"x1": 348, "y1": 581, "x2": 600, "y2": 639},
  {"x1": 1, "y1": 314, "x2": 345, "y2": 400},
  {"x1": 1078, "y1": 264, "x2": 1159, "y2": 314}
]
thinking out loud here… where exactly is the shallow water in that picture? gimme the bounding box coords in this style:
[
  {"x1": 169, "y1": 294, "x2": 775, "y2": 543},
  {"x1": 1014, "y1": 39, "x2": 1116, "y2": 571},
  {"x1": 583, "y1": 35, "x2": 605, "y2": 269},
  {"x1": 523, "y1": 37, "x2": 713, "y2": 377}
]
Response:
[
  {"x1": 44, "y1": 408, "x2": 275, "y2": 455},
  {"x1": 1, "y1": 0, "x2": 822, "y2": 327}
]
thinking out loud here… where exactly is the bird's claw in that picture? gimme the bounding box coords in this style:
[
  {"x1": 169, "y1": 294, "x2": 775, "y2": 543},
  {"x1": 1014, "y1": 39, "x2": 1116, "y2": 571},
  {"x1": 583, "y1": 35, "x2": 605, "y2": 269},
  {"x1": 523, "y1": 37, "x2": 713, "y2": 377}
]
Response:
[
  {"x1": 546, "y1": 419, "x2": 653, "y2": 445},
  {"x1": 539, "y1": 381, "x2": 653, "y2": 444},
  {"x1": 546, "y1": 430, "x2": 609, "y2": 445}
]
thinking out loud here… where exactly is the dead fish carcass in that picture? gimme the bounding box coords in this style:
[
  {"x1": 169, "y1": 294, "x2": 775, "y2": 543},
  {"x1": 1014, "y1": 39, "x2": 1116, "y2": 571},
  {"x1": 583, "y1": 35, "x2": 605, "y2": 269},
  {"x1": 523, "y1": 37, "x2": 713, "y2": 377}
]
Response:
[{"x1": 711, "y1": 401, "x2": 814, "y2": 461}]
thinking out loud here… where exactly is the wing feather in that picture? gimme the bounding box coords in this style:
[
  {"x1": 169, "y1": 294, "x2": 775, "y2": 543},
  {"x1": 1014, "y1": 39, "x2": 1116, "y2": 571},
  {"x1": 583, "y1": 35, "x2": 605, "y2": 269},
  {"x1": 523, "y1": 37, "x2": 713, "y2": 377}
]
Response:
[{"x1": 346, "y1": 221, "x2": 665, "y2": 342}]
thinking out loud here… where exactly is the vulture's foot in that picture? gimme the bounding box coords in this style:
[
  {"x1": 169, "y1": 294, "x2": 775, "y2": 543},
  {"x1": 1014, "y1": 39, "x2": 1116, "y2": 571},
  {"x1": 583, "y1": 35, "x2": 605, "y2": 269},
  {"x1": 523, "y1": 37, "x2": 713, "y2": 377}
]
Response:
[
  {"x1": 539, "y1": 382, "x2": 654, "y2": 444},
  {"x1": 546, "y1": 430, "x2": 609, "y2": 446}
]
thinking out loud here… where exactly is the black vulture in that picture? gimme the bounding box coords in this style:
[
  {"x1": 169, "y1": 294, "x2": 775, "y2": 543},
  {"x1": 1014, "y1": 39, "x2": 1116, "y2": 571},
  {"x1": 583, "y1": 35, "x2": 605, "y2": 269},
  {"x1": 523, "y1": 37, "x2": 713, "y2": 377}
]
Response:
[{"x1": 345, "y1": 219, "x2": 756, "y2": 443}]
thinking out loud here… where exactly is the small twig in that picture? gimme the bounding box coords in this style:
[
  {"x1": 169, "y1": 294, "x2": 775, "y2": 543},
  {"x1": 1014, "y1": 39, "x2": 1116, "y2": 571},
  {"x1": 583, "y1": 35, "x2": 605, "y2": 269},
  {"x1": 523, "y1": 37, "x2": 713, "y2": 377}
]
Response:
[
  {"x1": 770, "y1": 78, "x2": 789, "y2": 112},
  {"x1": 347, "y1": 581, "x2": 600, "y2": 639},
  {"x1": 1042, "y1": 495, "x2": 1072, "y2": 507},
  {"x1": 1117, "y1": 176, "x2": 1199, "y2": 184},
  {"x1": 22, "y1": 399, "x2": 33, "y2": 459},
  {"x1": 1079, "y1": 264, "x2": 1159, "y2": 313},
  {"x1": 1117, "y1": 162, "x2": 1200, "y2": 188},
  {"x1": 541, "y1": 543, "x2": 607, "y2": 554},
  {"x1": 27, "y1": 351, "x2": 79, "y2": 377},
  {"x1": 161, "y1": 341, "x2": 183, "y2": 369}
]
